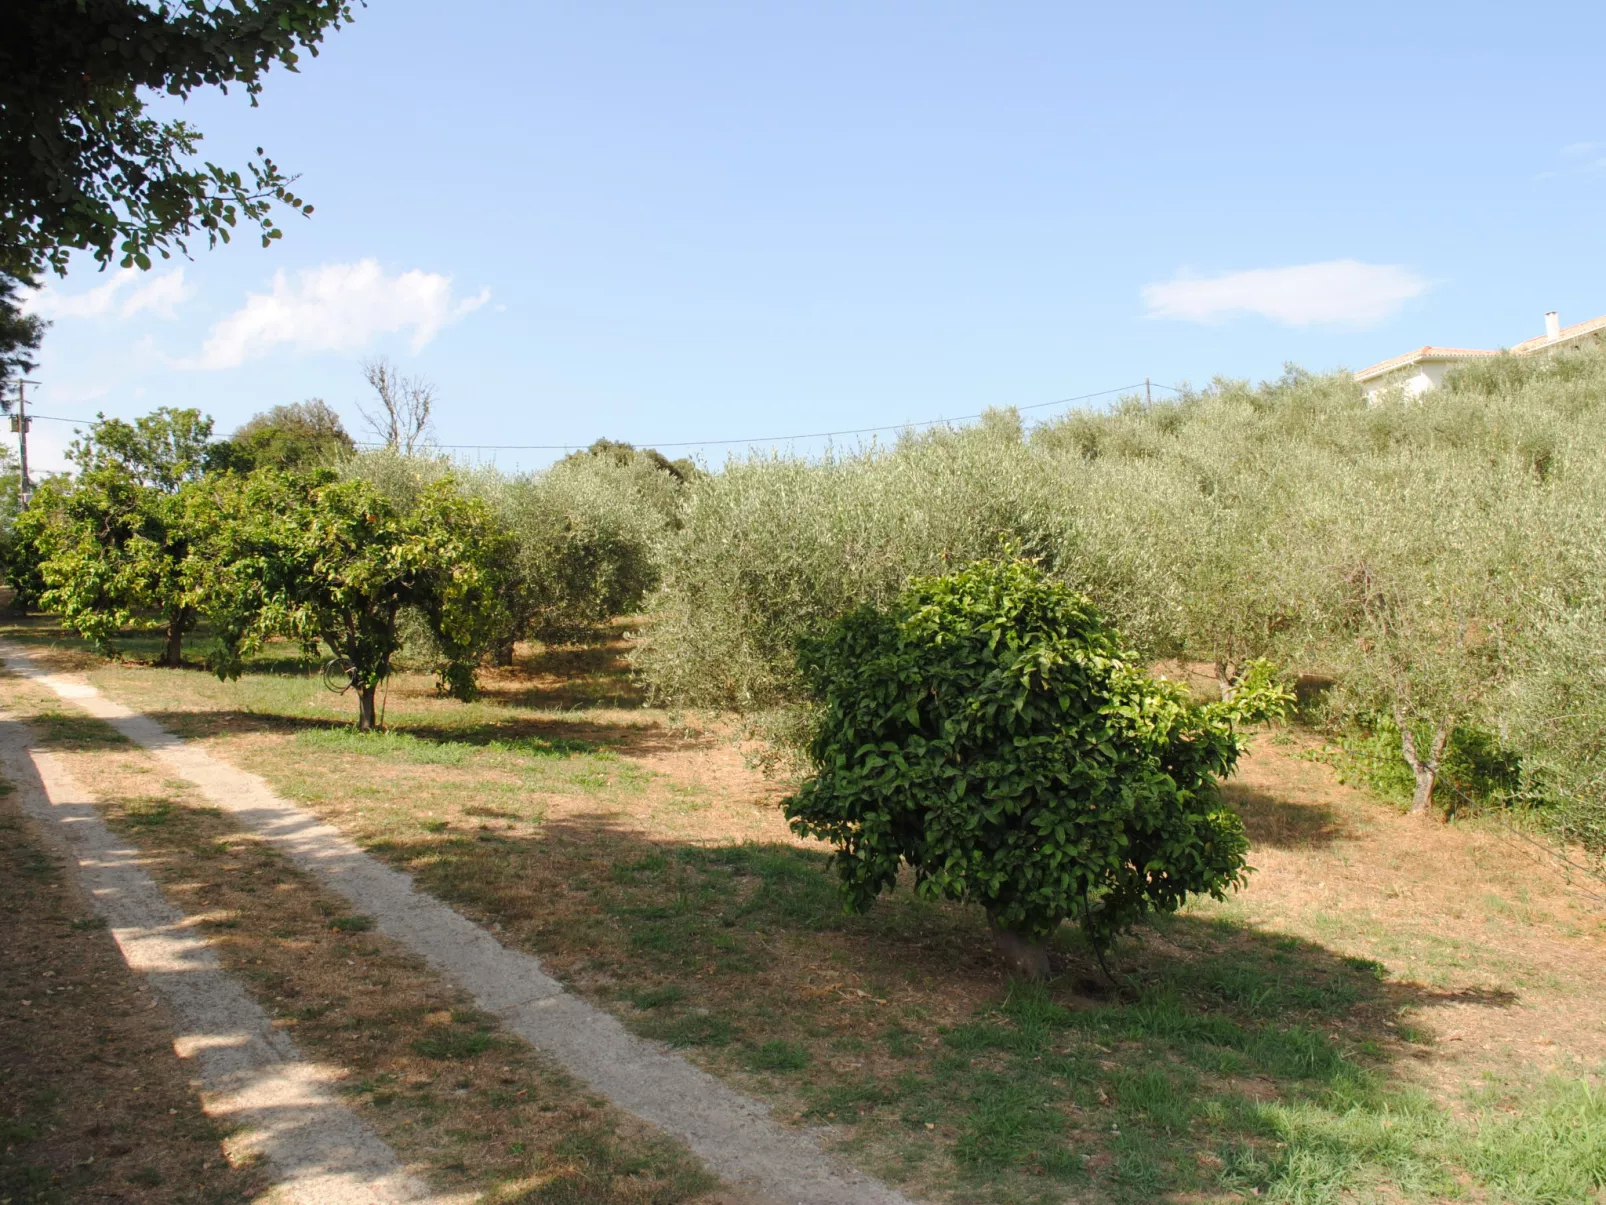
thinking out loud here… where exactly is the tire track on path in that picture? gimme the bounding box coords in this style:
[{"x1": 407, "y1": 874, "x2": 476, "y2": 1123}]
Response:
[
  {"x1": 0, "y1": 707, "x2": 441, "y2": 1205},
  {"x1": 0, "y1": 645, "x2": 917, "y2": 1205}
]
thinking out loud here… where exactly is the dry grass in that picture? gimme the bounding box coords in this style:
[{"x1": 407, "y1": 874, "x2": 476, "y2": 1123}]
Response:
[
  {"x1": 0, "y1": 670, "x2": 723, "y2": 1205},
  {"x1": 0, "y1": 766, "x2": 266, "y2": 1204},
  {"x1": 6, "y1": 616, "x2": 1606, "y2": 1203}
]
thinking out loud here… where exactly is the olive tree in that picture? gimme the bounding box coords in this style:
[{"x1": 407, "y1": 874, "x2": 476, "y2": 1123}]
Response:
[
  {"x1": 486, "y1": 455, "x2": 675, "y2": 659},
  {"x1": 199, "y1": 471, "x2": 510, "y2": 729},
  {"x1": 785, "y1": 557, "x2": 1253, "y2": 980},
  {"x1": 1292, "y1": 445, "x2": 1529, "y2": 814}
]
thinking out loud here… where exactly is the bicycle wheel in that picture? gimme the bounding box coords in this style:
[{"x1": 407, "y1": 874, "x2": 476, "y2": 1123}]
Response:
[{"x1": 322, "y1": 656, "x2": 357, "y2": 694}]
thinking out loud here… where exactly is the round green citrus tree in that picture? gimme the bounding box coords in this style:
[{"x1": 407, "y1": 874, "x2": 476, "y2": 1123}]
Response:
[{"x1": 784, "y1": 557, "x2": 1253, "y2": 979}]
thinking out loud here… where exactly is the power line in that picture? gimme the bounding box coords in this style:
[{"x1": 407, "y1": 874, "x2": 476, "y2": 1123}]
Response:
[
  {"x1": 356, "y1": 381, "x2": 1177, "y2": 453},
  {"x1": 14, "y1": 379, "x2": 1184, "y2": 453}
]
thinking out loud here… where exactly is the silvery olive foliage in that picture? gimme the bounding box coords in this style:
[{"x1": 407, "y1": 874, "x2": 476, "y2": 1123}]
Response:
[
  {"x1": 639, "y1": 348, "x2": 1606, "y2": 848},
  {"x1": 343, "y1": 445, "x2": 685, "y2": 654}
]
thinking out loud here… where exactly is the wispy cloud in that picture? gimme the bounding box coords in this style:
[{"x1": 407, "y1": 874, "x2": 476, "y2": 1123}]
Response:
[
  {"x1": 1543, "y1": 141, "x2": 1606, "y2": 177},
  {"x1": 1142, "y1": 260, "x2": 1429, "y2": 328},
  {"x1": 183, "y1": 259, "x2": 488, "y2": 371},
  {"x1": 22, "y1": 268, "x2": 193, "y2": 321},
  {"x1": 120, "y1": 270, "x2": 193, "y2": 319}
]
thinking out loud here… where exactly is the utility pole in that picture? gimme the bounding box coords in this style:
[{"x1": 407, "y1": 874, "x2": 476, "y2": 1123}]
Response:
[
  {"x1": 11, "y1": 379, "x2": 36, "y2": 501},
  {"x1": 1145, "y1": 377, "x2": 1152, "y2": 406}
]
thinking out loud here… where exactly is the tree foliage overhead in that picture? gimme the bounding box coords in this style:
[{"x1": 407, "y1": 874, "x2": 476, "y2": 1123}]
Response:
[
  {"x1": 0, "y1": 275, "x2": 46, "y2": 400},
  {"x1": 1, "y1": 0, "x2": 356, "y2": 281},
  {"x1": 785, "y1": 558, "x2": 1253, "y2": 977}
]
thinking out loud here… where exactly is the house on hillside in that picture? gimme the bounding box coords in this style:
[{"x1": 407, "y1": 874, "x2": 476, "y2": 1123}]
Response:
[{"x1": 1355, "y1": 310, "x2": 1606, "y2": 400}]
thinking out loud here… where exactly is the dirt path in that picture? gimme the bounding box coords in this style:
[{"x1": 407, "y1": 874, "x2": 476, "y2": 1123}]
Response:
[
  {"x1": 1, "y1": 644, "x2": 916, "y2": 1205},
  {"x1": 0, "y1": 709, "x2": 442, "y2": 1205}
]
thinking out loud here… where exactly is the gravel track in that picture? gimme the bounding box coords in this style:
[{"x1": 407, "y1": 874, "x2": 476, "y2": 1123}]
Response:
[
  {"x1": 1, "y1": 645, "x2": 918, "y2": 1205},
  {"x1": 0, "y1": 707, "x2": 441, "y2": 1205}
]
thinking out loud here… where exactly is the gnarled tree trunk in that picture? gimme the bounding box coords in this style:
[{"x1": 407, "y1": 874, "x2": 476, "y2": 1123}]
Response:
[
  {"x1": 1214, "y1": 658, "x2": 1246, "y2": 702},
  {"x1": 987, "y1": 913, "x2": 1051, "y2": 981},
  {"x1": 1397, "y1": 709, "x2": 1452, "y2": 815}
]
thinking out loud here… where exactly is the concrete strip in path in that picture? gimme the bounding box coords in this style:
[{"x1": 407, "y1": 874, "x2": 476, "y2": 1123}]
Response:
[
  {"x1": 0, "y1": 646, "x2": 919, "y2": 1205},
  {"x1": 0, "y1": 708, "x2": 442, "y2": 1205}
]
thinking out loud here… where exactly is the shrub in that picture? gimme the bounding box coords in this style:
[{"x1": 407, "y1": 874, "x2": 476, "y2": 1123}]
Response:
[
  {"x1": 784, "y1": 558, "x2": 1252, "y2": 979},
  {"x1": 345, "y1": 448, "x2": 680, "y2": 658},
  {"x1": 492, "y1": 453, "x2": 672, "y2": 645}
]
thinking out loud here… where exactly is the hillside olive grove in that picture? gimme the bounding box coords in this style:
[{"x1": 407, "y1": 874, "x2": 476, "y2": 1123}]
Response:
[
  {"x1": 4, "y1": 345, "x2": 1603, "y2": 851},
  {"x1": 634, "y1": 347, "x2": 1606, "y2": 850}
]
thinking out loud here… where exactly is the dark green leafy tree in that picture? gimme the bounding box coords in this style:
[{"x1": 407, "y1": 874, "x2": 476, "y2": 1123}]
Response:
[
  {"x1": 199, "y1": 471, "x2": 511, "y2": 730},
  {"x1": 0, "y1": 274, "x2": 46, "y2": 399},
  {"x1": 31, "y1": 408, "x2": 223, "y2": 662},
  {"x1": 222, "y1": 399, "x2": 354, "y2": 471},
  {"x1": 785, "y1": 558, "x2": 1254, "y2": 979},
  {"x1": 70, "y1": 407, "x2": 220, "y2": 488},
  {"x1": 37, "y1": 467, "x2": 206, "y2": 665},
  {"x1": 1, "y1": 0, "x2": 356, "y2": 282}
]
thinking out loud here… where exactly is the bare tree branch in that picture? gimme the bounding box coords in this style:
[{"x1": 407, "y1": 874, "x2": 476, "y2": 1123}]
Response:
[{"x1": 358, "y1": 357, "x2": 435, "y2": 455}]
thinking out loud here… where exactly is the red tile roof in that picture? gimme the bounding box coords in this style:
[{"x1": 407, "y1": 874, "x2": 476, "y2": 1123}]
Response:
[
  {"x1": 1356, "y1": 312, "x2": 1606, "y2": 384},
  {"x1": 1509, "y1": 313, "x2": 1606, "y2": 354}
]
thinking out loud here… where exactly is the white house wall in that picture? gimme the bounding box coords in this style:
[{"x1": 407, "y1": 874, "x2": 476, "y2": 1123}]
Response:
[{"x1": 1363, "y1": 363, "x2": 1443, "y2": 402}]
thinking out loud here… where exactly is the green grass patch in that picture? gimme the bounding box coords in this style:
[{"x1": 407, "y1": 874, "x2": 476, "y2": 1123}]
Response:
[
  {"x1": 638, "y1": 1011, "x2": 736, "y2": 1048},
  {"x1": 743, "y1": 1039, "x2": 811, "y2": 1072},
  {"x1": 411, "y1": 1028, "x2": 495, "y2": 1060}
]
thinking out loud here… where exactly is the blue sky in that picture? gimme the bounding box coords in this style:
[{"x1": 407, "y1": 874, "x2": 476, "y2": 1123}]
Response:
[{"x1": 20, "y1": 0, "x2": 1606, "y2": 472}]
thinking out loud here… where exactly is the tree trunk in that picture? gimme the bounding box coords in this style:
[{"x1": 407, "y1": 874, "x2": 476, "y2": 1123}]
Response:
[
  {"x1": 1214, "y1": 659, "x2": 1238, "y2": 701},
  {"x1": 1397, "y1": 710, "x2": 1452, "y2": 815},
  {"x1": 492, "y1": 634, "x2": 516, "y2": 667},
  {"x1": 357, "y1": 685, "x2": 379, "y2": 732},
  {"x1": 161, "y1": 610, "x2": 188, "y2": 668},
  {"x1": 987, "y1": 913, "x2": 1051, "y2": 981}
]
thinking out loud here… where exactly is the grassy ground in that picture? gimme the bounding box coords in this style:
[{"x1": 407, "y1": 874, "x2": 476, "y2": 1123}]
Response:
[
  {"x1": 0, "y1": 667, "x2": 723, "y2": 1205},
  {"x1": 0, "y1": 762, "x2": 266, "y2": 1204},
  {"x1": 4, "y1": 616, "x2": 1606, "y2": 1204}
]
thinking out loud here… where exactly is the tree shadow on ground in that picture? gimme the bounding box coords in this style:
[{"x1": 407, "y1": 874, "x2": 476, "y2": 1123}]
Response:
[
  {"x1": 1222, "y1": 783, "x2": 1348, "y2": 851},
  {"x1": 143, "y1": 705, "x2": 703, "y2": 761},
  {"x1": 351, "y1": 811, "x2": 1524, "y2": 1205},
  {"x1": 0, "y1": 615, "x2": 316, "y2": 676},
  {"x1": 479, "y1": 638, "x2": 648, "y2": 712}
]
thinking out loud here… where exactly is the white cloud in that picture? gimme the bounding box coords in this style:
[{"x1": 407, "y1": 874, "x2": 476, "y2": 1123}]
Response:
[
  {"x1": 1141, "y1": 260, "x2": 1429, "y2": 328},
  {"x1": 22, "y1": 268, "x2": 192, "y2": 321},
  {"x1": 120, "y1": 269, "x2": 193, "y2": 319},
  {"x1": 185, "y1": 259, "x2": 489, "y2": 370},
  {"x1": 23, "y1": 269, "x2": 134, "y2": 319}
]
